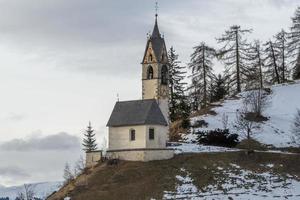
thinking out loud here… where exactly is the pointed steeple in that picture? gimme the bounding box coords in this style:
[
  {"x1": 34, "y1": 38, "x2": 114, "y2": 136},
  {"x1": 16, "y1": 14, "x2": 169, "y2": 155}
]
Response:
[
  {"x1": 141, "y1": 7, "x2": 167, "y2": 64},
  {"x1": 152, "y1": 14, "x2": 161, "y2": 38}
]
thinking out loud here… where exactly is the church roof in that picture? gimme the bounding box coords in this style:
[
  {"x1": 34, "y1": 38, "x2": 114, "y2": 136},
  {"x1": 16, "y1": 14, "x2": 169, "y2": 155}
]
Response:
[
  {"x1": 106, "y1": 99, "x2": 168, "y2": 127},
  {"x1": 142, "y1": 17, "x2": 166, "y2": 63}
]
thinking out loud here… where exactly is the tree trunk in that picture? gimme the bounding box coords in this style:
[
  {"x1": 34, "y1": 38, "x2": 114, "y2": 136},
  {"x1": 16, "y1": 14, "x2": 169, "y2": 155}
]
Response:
[
  {"x1": 235, "y1": 30, "x2": 241, "y2": 92},
  {"x1": 270, "y1": 41, "x2": 281, "y2": 84},
  {"x1": 203, "y1": 44, "x2": 207, "y2": 108},
  {"x1": 282, "y1": 37, "x2": 286, "y2": 82},
  {"x1": 258, "y1": 46, "x2": 263, "y2": 89},
  {"x1": 235, "y1": 29, "x2": 241, "y2": 92}
]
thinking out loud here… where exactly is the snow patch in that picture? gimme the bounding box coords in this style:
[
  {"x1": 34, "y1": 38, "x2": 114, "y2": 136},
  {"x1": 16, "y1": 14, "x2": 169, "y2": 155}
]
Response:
[
  {"x1": 169, "y1": 142, "x2": 238, "y2": 154},
  {"x1": 188, "y1": 82, "x2": 300, "y2": 147}
]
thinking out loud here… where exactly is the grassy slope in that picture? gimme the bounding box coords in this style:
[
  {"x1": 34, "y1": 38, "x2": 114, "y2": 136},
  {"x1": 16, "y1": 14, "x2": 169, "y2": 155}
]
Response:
[{"x1": 48, "y1": 152, "x2": 300, "y2": 200}]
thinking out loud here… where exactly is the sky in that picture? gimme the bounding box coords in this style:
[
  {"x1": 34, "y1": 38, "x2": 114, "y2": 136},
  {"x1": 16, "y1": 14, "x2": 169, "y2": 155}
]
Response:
[{"x1": 0, "y1": 0, "x2": 299, "y2": 187}]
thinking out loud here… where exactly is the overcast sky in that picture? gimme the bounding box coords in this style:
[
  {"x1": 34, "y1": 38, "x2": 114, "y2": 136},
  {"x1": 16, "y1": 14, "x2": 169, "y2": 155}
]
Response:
[{"x1": 0, "y1": 0, "x2": 299, "y2": 187}]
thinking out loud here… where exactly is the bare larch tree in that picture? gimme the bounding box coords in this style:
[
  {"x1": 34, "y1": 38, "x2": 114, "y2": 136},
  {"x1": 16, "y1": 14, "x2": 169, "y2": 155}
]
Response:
[
  {"x1": 217, "y1": 25, "x2": 253, "y2": 93},
  {"x1": 248, "y1": 40, "x2": 264, "y2": 89},
  {"x1": 288, "y1": 6, "x2": 300, "y2": 79},
  {"x1": 264, "y1": 40, "x2": 281, "y2": 84},
  {"x1": 189, "y1": 42, "x2": 216, "y2": 108},
  {"x1": 274, "y1": 29, "x2": 290, "y2": 82}
]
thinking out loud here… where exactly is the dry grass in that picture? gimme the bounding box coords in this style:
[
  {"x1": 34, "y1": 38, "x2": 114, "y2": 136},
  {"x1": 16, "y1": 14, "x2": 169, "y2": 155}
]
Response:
[{"x1": 48, "y1": 151, "x2": 300, "y2": 200}]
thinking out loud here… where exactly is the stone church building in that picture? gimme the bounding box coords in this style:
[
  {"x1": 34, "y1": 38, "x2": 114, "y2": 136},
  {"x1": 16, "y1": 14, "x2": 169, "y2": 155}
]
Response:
[{"x1": 105, "y1": 15, "x2": 174, "y2": 161}]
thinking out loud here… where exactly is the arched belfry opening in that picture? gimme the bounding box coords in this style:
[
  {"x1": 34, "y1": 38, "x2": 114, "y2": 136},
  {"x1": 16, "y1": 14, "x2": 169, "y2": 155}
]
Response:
[
  {"x1": 161, "y1": 65, "x2": 168, "y2": 85},
  {"x1": 147, "y1": 65, "x2": 154, "y2": 79}
]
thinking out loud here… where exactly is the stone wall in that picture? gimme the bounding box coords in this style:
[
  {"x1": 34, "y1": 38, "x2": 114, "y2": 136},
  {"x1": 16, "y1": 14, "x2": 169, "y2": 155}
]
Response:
[
  {"x1": 106, "y1": 148, "x2": 174, "y2": 162},
  {"x1": 86, "y1": 151, "x2": 102, "y2": 168}
]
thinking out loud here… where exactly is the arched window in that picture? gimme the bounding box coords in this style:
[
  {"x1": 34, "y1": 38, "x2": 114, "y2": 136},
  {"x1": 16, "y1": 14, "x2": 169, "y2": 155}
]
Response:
[
  {"x1": 149, "y1": 54, "x2": 153, "y2": 62},
  {"x1": 129, "y1": 129, "x2": 135, "y2": 141},
  {"x1": 147, "y1": 66, "x2": 154, "y2": 79},
  {"x1": 161, "y1": 65, "x2": 168, "y2": 85}
]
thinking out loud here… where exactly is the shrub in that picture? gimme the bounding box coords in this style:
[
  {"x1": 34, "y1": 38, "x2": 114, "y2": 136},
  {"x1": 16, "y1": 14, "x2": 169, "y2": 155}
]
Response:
[
  {"x1": 236, "y1": 139, "x2": 267, "y2": 151},
  {"x1": 196, "y1": 128, "x2": 239, "y2": 147},
  {"x1": 192, "y1": 119, "x2": 208, "y2": 128}
]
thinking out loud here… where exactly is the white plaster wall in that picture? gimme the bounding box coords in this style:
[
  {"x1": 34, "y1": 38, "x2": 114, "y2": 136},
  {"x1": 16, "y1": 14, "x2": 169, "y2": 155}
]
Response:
[
  {"x1": 146, "y1": 125, "x2": 168, "y2": 148},
  {"x1": 108, "y1": 125, "x2": 146, "y2": 150}
]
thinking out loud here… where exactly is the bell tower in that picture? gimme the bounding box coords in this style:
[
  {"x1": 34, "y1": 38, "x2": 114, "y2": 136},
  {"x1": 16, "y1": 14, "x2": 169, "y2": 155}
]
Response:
[{"x1": 141, "y1": 14, "x2": 169, "y2": 123}]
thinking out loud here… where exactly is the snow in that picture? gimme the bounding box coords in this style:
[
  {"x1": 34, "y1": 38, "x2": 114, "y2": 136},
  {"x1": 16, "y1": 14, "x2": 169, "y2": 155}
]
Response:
[
  {"x1": 169, "y1": 142, "x2": 238, "y2": 154},
  {"x1": 163, "y1": 164, "x2": 300, "y2": 199},
  {"x1": 187, "y1": 82, "x2": 300, "y2": 147},
  {"x1": 0, "y1": 181, "x2": 62, "y2": 200}
]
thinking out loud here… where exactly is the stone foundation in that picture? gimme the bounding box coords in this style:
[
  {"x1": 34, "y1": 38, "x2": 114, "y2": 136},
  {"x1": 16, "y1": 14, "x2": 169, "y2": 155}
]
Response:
[
  {"x1": 86, "y1": 150, "x2": 102, "y2": 168},
  {"x1": 106, "y1": 148, "x2": 174, "y2": 162}
]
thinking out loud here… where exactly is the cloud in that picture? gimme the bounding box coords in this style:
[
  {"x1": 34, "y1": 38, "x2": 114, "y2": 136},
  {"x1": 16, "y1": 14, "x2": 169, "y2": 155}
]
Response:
[
  {"x1": 0, "y1": 167, "x2": 30, "y2": 180},
  {"x1": 6, "y1": 113, "x2": 27, "y2": 122},
  {"x1": 0, "y1": 132, "x2": 81, "y2": 151}
]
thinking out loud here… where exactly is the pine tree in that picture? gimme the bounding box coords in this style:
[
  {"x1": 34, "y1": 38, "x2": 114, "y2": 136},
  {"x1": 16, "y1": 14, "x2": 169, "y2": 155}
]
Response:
[
  {"x1": 188, "y1": 42, "x2": 216, "y2": 108},
  {"x1": 248, "y1": 40, "x2": 264, "y2": 89},
  {"x1": 274, "y1": 29, "x2": 289, "y2": 82},
  {"x1": 264, "y1": 40, "x2": 281, "y2": 84},
  {"x1": 289, "y1": 7, "x2": 300, "y2": 79},
  {"x1": 217, "y1": 25, "x2": 253, "y2": 93},
  {"x1": 210, "y1": 74, "x2": 227, "y2": 102},
  {"x1": 82, "y1": 121, "x2": 97, "y2": 152},
  {"x1": 168, "y1": 47, "x2": 189, "y2": 122}
]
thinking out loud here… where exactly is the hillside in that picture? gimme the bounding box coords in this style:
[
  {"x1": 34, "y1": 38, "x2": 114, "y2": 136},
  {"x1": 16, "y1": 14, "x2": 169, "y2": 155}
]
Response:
[
  {"x1": 185, "y1": 81, "x2": 300, "y2": 147},
  {"x1": 47, "y1": 151, "x2": 300, "y2": 200},
  {"x1": 0, "y1": 182, "x2": 61, "y2": 200},
  {"x1": 45, "y1": 82, "x2": 300, "y2": 200}
]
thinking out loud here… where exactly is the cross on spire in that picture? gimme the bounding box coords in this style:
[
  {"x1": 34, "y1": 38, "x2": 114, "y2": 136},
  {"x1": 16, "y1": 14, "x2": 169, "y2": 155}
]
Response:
[{"x1": 155, "y1": 1, "x2": 158, "y2": 18}]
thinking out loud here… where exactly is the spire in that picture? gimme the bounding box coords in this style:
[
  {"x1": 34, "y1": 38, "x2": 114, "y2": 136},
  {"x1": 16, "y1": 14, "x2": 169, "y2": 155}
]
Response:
[{"x1": 152, "y1": 1, "x2": 161, "y2": 38}]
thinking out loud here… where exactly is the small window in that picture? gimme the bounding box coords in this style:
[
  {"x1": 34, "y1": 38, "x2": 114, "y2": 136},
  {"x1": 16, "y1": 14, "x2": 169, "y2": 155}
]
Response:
[
  {"x1": 147, "y1": 66, "x2": 154, "y2": 79},
  {"x1": 130, "y1": 129, "x2": 136, "y2": 141},
  {"x1": 149, "y1": 128, "x2": 155, "y2": 140},
  {"x1": 149, "y1": 54, "x2": 153, "y2": 62}
]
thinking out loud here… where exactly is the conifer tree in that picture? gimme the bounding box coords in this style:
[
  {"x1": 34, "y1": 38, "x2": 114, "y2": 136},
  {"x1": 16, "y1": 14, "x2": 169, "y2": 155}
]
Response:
[
  {"x1": 217, "y1": 25, "x2": 253, "y2": 93},
  {"x1": 289, "y1": 6, "x2": 300, "y2": 79},
  {"x1": 188, "y1": 42, "x2": 216, "y2": 108},
  {"x1": 168, "y1": 47, "x2": 189, "y2": 122},
  {"x1": 264, "y1": 40, "x2": 281, "y2": 84},
  {"x1": 274, "y1": 29, "x2": 289, "y2": 82},
  {"x1": 82, "y1": 121, "x2": 97, "y2": 152},
  {"x1": 210, "y1": 74, "x2": 227, "y2": 102}
]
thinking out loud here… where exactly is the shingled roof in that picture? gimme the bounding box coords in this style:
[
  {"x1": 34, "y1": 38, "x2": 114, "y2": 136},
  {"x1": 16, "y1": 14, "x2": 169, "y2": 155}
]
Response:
[
  {"x1": 142, "y1": 17, "x2": 166, "y2": 63},
  {"x1": 106, "y1": 99, "x2": 168, "y2": 127}
]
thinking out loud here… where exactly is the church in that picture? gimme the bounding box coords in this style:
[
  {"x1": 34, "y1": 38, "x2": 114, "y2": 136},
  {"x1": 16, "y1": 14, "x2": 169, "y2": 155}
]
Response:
[{"x1": 105, "y1": 14, "x2": 174, "y2": 161}]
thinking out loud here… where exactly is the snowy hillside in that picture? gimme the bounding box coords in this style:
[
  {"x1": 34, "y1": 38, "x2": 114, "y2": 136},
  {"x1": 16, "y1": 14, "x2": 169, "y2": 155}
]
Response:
[
  {"x1": 0, "y1": 182, "x2": 62, "y2": 200},
  {"x1": 186, "y1": 81, "x2": 300, "y2": 147}
]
